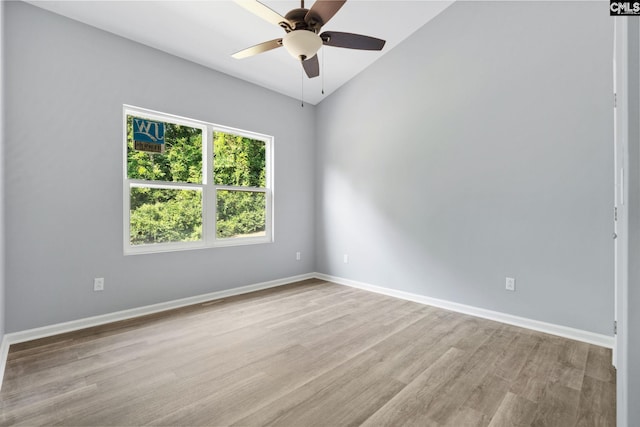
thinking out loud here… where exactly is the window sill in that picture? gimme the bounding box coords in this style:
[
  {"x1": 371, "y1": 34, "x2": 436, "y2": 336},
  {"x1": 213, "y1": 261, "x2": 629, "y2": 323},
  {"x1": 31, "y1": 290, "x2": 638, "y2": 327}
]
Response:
[{"x1": 124, "y1": 237, "x2": 273, "y2": 256}]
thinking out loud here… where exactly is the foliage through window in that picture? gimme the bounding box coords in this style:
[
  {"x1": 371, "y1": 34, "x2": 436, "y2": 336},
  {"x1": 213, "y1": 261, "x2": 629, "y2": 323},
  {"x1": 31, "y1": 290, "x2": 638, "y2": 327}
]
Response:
[
  {"x1": 124, "y1": 106, "x2": 272, "y2": 253},
  {"x1": 213, "y1": 133, "x2": 267, "y2": 239}
]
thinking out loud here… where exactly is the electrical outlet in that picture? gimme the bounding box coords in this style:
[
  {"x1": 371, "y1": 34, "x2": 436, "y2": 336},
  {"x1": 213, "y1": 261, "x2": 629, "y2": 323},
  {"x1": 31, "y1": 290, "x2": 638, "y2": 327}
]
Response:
[
  {"x1": 505, "y1": 277, "x2": 515, "y2": 291},
  {"x1": 94, "y1": 277, "x2": 104, "y2": 292},
  {"x1": 296, "y1": 251, "x2": 301, "y2": 261},
  {"x1": 343, "y1": 254, "x2": 349, "y2": 264}
]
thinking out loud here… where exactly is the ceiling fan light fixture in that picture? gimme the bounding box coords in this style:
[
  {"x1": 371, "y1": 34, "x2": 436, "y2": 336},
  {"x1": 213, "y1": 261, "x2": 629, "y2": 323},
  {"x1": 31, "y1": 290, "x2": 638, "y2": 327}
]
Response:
[{"x1": 282, "y1": 30, "x2": 322, "y2": 61}]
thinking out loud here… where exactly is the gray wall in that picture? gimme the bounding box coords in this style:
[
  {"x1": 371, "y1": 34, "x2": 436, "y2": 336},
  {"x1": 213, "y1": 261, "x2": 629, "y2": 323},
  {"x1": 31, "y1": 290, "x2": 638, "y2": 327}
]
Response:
[
  {"x1": 626, "y1": 18, "x2": 640, "y2": 427},
  {"x1": 4, "y1": 2, "x2": 316, "y2": 332},
  {"x1": 0, "y1": 0, "x2": 5, "y2": 342},
  {"x1": 315, "y1": 1, "x2": 614, "y2": 335}
]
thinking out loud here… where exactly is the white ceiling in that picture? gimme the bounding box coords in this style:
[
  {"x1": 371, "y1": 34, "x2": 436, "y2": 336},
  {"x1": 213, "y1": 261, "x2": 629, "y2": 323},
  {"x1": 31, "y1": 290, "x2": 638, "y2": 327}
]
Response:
[{"x1": 27, "y1": 0, "x2": 453, "y2": 105}]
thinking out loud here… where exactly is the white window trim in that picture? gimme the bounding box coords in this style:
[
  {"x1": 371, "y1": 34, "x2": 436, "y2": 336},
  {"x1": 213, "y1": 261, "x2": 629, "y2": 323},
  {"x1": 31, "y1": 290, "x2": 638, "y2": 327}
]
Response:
[{"x1": 123, "y1": 105, "x2": 273, "y2": 255}]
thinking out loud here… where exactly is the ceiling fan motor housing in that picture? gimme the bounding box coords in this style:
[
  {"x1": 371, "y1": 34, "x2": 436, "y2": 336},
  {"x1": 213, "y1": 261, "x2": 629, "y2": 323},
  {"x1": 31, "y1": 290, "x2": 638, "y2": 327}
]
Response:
[{"x1": 283, "y1": 8, "x2": 322, "y2": 32}]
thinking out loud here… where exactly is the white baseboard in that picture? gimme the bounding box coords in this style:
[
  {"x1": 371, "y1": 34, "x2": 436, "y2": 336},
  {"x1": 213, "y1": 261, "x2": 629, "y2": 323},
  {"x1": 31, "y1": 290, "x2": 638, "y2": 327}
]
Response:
[
  {"x1": 0, "y1": 271, "x2": 614, "y2": 392},
  {"x1": 0, "y1": 335, "x2": 9, "y2": 391},
  {"x1": 0, "y1": 272, "x2": 313, "y2": 390},
  {"x1": 4, "y1": 273, "x2": 315, "y2": 346},
  {"x1": 315, "y1": 273, "x2": 615, "y2": 349},
  {"x1": 0, "y1": 273, "x2": 311, "y2": 390}
]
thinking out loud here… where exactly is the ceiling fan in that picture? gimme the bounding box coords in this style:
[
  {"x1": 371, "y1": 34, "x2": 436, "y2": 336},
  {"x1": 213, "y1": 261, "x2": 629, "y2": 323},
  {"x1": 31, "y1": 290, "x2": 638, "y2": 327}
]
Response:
[{"x1": 232, "y1": 0, "x2": 386, "y2": 78}]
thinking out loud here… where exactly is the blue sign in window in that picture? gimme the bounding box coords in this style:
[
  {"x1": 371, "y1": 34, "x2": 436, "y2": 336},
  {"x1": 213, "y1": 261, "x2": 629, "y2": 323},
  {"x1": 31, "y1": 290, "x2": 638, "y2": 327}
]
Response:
[
  {"x1": 133, "y1": 118, "x2": 165, "y2": 144},
  {"x1": 133, "y1": 118, "x2": 165, "y2": 154}
]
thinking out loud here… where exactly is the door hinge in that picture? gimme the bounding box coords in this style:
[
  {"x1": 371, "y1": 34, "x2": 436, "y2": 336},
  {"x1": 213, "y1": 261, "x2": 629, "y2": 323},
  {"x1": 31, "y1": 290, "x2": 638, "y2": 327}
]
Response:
[
  {"x1": 614, "y1": 93, "x2": 617, "y2": 108},
  {"x1": 614, "y1": 320, "x2": 618, "y2": 335},
  {"x1": 615, "y1": 206, "x2": 618, "y2": 221}
]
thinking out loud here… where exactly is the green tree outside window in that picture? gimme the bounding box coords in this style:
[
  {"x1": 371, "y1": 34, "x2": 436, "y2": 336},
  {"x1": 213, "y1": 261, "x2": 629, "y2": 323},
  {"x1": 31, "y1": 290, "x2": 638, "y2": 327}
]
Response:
[{"x1": 126, "y1": 115, "x2": 269, "y2": 246}]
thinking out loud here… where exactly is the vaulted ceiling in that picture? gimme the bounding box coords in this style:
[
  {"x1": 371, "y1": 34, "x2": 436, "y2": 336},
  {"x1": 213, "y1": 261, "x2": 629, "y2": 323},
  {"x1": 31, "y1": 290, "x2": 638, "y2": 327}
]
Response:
[{"x1": 27, "y1": 1, "x2": 453, "y2": 105}]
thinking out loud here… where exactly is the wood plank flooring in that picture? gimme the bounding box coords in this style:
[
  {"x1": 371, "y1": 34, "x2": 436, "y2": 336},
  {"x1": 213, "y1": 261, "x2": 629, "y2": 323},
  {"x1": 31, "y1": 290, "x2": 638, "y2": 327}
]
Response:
[{"x1": 0, "y1": 279, "x2": 616, "y2": 426}]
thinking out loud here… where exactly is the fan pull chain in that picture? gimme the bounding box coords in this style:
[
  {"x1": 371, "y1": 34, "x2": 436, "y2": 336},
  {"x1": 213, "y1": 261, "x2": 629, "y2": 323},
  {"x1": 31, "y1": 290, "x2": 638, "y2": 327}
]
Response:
[
  {"x1": 322, "y1": 47, "x2": 325, "y2": 95},
  {"x1": 301, "y1": 68, "x2": 304, "y2": 108}
]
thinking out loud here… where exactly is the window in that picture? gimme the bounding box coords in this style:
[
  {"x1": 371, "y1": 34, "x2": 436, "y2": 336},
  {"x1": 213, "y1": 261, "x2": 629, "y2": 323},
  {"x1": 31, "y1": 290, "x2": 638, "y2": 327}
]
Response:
[{"x1": 123, "y1": 106, "x2": 272, "y2": 254}]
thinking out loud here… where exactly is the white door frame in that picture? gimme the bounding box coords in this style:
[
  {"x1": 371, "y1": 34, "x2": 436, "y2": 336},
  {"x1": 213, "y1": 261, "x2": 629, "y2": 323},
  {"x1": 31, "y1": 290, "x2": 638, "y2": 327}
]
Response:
[{"x1": 613, "y1": 17, "x2": 629, "y2": 427}]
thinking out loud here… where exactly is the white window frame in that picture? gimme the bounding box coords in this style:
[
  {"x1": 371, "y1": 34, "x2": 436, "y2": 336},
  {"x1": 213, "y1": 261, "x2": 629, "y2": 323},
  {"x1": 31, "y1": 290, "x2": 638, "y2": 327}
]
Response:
[{"x1": 123, "y1": 105, "x2": 273, "y2": 255}]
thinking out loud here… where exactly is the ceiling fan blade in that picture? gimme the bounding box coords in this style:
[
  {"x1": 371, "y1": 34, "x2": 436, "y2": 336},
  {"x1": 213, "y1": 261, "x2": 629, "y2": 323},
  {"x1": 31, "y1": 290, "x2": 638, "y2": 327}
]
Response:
[
  {"x1": 320, "y1": 31, "x2": 386, "y2": 51},
  {"x1": 302, "y1": 55, "x2": 320, "y2": 78},
  {"x1": 305, "y1": 0, "x2": 346, "y2": 27},
  {"x1": 232, "y1": 38, "x2": 283, "y2": 59},
  {"x1": 234, "y1": 0, "x2": 291, "y2": 28}
]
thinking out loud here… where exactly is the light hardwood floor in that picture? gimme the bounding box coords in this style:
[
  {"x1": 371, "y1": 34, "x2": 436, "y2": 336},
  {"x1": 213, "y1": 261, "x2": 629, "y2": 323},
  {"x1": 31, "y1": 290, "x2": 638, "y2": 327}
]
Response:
[{"x1": 0, "y1": 279, "x2": 616, "y2": 426}]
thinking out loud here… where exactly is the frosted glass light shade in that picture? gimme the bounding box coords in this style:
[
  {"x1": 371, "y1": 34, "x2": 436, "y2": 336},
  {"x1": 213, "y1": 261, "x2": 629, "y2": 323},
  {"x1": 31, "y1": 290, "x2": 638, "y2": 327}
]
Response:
[{"x1": 282, "y1": 30, "x2": 322, "y2": 60}]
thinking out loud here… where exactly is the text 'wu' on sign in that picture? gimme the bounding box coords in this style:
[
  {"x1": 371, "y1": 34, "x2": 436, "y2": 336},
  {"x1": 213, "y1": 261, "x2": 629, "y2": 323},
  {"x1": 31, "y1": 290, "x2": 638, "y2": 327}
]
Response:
[{"x1": 133, "y1": 118, "x2": 165, "y2": 154}]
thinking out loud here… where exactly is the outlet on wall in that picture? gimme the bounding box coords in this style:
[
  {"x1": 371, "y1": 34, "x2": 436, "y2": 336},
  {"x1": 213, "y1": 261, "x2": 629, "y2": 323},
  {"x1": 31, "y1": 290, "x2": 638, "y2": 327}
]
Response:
[
  {"x1": 343, "y1": 254, "x2": 349, "y2": 264},
  {"x1": 505, "y1": 277, "x2": 515, "y2": 291},
  {"x1": 296, "y1": 251, "x2": 301, "y2": 261},
  {"x1": 94, "y1": 277, "x2": 104, "y2": 292}
]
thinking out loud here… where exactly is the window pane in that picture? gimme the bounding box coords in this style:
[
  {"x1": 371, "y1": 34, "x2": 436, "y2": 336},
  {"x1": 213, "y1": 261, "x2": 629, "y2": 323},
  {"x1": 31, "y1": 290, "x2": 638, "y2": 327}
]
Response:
[
  {"x1": 213, "y1": 132, "x2": 266, "y2": 187},
  {"x1": 130, "y1": 187, "x2": 202, "y2": 245},
  {"x1": 216, "y1": 190, "x2": 266, "y2": 239},
  {"x1": 127, "y1": 115, "x2": 203, "y2": 184}
]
